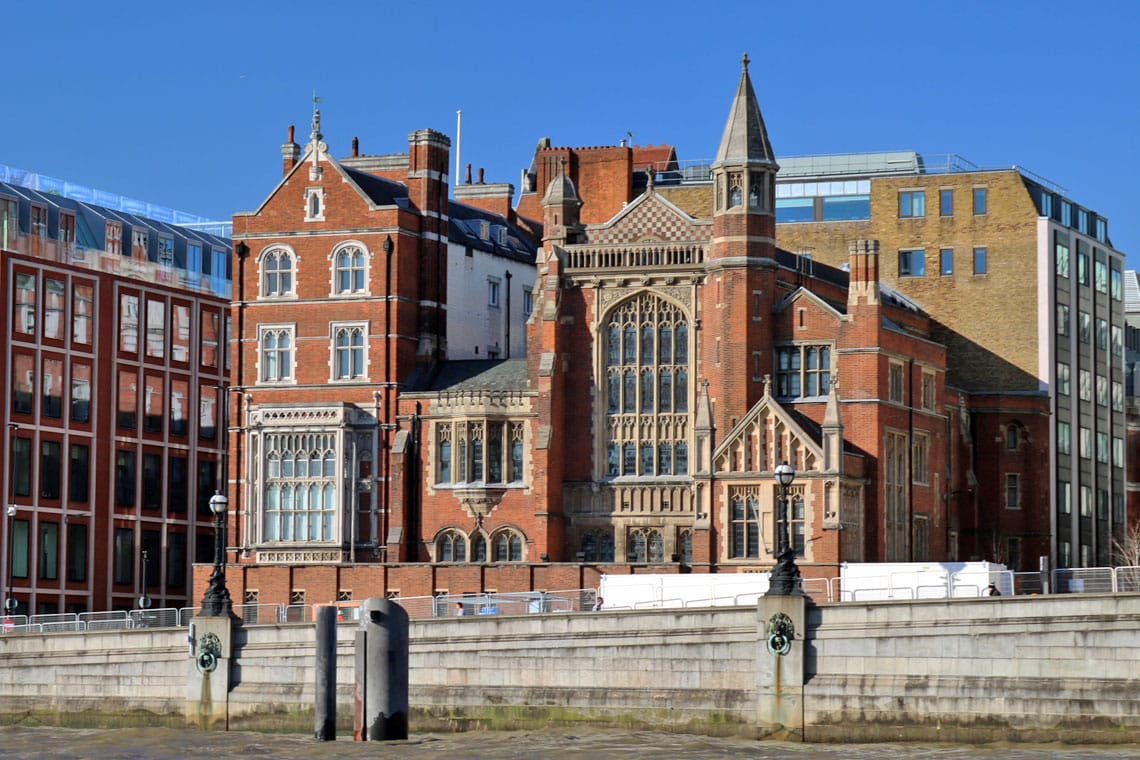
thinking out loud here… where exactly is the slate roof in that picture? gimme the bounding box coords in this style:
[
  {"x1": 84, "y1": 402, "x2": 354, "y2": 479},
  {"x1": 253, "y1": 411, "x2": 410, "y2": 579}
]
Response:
[
  {"x1": 448, "y1": 202, "x2": 537, "y2": 265},
  {"x1": 342, "y1": 166, "x2": 409, "y2": 208},
  {"x1": 404, "y1": 359, "x2": 529, "y2": 394}
]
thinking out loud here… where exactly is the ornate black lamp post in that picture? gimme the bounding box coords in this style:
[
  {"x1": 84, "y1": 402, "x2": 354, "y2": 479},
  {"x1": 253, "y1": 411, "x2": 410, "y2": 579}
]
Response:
[
  {"x1": 198, "y1": 492, "x2": 233, "y2": 617},
  {"x1": 4, "y1": 504, "x2": 16, "y2": 616},
  {"x1": 767, "y1": 461, "x2": 803, "y2": 596}
]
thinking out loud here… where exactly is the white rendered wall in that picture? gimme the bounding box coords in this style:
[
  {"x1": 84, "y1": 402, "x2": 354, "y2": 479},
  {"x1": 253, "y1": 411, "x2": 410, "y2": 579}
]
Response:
[{"x1": 446, "y1": 240, "x2": 534, "y2": 360}]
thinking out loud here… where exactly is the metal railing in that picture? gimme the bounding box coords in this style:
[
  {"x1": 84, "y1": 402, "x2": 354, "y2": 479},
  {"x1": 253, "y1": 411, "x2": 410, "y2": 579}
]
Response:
[{"x1": 4, "y1": 568, "x2": 1140, "y2": 636}]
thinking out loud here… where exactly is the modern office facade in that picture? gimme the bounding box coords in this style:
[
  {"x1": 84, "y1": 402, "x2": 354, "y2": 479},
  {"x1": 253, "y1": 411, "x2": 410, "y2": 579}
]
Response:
[
  {"x1": 760, "y1": 157, "x2": 1127, "y2": 569},
  {"x1": 1, "y1": 172, "x2": 232, "y2": 615}
]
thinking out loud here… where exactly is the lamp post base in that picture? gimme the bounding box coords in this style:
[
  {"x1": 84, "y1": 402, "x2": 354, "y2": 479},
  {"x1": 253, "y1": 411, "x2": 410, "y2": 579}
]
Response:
[
  {"x1": 766, "y1": 550, "x2": 803, "y2": 596},
  {"x1": 199, "y1": 569, "x2": 235, "y2": 618}
]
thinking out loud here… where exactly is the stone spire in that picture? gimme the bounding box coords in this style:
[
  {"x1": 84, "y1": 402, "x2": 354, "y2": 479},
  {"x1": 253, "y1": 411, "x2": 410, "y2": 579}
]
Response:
[{"x1": 713, "y1": 53, "x2": 776, "y2": 168}]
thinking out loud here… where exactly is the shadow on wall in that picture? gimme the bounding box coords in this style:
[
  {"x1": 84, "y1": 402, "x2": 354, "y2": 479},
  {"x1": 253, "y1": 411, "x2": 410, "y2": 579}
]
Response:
[{"x1": 932, "y1": 322, "x2": 1043, "y2": 393}]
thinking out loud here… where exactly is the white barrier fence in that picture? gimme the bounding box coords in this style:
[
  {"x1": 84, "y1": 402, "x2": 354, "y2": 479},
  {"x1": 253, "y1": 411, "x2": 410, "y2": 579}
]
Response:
[{"x1": 3, "y1": 567, "x2": 1139, "y2": 633}]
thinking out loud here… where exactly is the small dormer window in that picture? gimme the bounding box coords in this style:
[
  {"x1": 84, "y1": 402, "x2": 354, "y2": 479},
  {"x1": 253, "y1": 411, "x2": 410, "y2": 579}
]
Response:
[
  {"x1": 496, "y1": 227, "x2": 508, "y2": 246},
  {"x1": 479, "y1": 220, "x2": 490, "y2": 240},
  {"x1": 305, "y1": 187, "x2": 325, "y2": 221}
]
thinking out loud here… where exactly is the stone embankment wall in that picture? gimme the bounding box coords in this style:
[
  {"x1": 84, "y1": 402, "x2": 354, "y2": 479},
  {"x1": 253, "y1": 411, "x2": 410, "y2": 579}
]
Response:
[{"x1": 0, "y1": 594, "x2": 1137, "y2": 742}]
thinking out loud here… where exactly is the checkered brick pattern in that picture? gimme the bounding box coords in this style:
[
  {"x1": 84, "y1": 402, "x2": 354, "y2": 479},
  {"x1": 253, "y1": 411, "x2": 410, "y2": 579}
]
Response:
[{"x1": 589, "y1": 194, "x2": 710, "y2": 245}]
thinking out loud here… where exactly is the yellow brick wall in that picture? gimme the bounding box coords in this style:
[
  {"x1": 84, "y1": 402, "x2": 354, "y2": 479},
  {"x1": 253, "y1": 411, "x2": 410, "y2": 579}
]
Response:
[{"x1": 778, "y1": 170, "x2": 1044, "y2": 392}]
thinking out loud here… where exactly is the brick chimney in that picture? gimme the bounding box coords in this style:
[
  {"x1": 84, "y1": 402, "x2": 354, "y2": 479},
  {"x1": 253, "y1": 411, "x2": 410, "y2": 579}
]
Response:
[
  {"x1": 455, "y1": 180, "x2": 516, "y2": 222},
  {"x1": 847, "y1": 239, "x2": 881, "y2": 307},
  {"x1": 281, "y1": 124, "x2": 300, "y2": 177}
]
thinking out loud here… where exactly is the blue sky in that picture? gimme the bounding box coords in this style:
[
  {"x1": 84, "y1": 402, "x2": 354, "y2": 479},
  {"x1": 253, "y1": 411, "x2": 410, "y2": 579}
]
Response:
[{"x1": 5, "y1": 1, "x2": 1139, "y2": 266}]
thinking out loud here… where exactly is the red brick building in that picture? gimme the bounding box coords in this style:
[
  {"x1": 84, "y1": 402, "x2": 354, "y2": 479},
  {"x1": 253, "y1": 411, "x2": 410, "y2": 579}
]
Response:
[{"x1": 212, "y1": 57, "x2": 1017, "y2": 608}]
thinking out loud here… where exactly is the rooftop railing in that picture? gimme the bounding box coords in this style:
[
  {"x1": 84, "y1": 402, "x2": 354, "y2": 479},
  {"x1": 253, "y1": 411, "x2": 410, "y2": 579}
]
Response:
[{"x1": 639, "y1": 152, "x2": 1067, "y2": 195}]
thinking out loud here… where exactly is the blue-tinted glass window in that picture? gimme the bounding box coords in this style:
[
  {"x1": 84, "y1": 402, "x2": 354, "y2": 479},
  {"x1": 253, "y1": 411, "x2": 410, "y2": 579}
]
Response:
[
  {"x1": 899, "y1": 191, "x2": 925, "y2": 218},
  {"x1": 775, "y1": 197, "x2": 813, "y2": 223},
  {"x1": 973, "y1": 247, "x2": 987, "y2": 275},
  {"x1": 973, "y1": 187, "x2": 987, "y2": 215},
  {"x1": 940, "y1": 249, "x2": 953, "y2": 276},
  {"x1": 940, "y1": 189, "x2": 953, "y2": 216},
  {"x1": 820, "y1": 195, "x2": 869, "y2": 221},
  {"x1": 899, "y1": 249, "x2": 925, "y2": 277}
]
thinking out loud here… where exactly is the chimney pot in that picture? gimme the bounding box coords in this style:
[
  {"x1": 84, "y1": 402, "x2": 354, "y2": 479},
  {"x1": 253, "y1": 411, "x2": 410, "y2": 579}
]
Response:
[
  {"x1": 478, "y1": 167, "x2": 485, "y2": 184},
  {"x1": 465, "y1": 163, "x2": 472, "y2": 184},
  {"x1": 352, "y1": 136, "x2": 359, "y2": 157}
]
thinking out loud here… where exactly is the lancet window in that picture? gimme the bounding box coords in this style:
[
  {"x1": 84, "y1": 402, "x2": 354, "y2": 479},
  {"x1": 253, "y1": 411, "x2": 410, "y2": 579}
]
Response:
[{"x1": 604, "y1": 293, "x2": 690, "y2": 478}]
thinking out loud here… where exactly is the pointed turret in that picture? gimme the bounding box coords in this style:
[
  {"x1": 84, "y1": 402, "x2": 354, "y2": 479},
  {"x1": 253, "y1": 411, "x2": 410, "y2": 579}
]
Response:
[
  {"x1": 541, "y1": 158, "x2": 583, "y2": 246},
  {"x1": 702, "y1": 55, "x2": 781, "y2": 436},
  {"x1": 714, "y1": 53, "x2": 777, "y2": 169},
  {"x1": 710, "y1": 53, "x2": 779, "y2": 224}
]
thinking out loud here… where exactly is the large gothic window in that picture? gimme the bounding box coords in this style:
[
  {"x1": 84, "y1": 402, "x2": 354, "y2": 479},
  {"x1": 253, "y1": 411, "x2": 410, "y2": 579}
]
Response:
[
  {"x1": 604, "y1": 294, "x2": 690, "y2": 478},
  {"x1": 262, "y1": 432, "x2": 338, "y2": 542}
]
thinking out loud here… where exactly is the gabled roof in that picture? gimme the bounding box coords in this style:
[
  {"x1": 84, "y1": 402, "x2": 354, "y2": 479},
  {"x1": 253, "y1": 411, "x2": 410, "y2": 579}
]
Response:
[
  {"x1": 586, "y1": 187, "x2": 710, "y2": 246},
  {"x1": 712, "y1": 391, "x2": 823, "y2": 476},
  {"x1": 773, "y1": 286, "x2": 847, "y2": 320},
  {"x1": 240, "y1": 144, "x2": 410, "y2": 218}
]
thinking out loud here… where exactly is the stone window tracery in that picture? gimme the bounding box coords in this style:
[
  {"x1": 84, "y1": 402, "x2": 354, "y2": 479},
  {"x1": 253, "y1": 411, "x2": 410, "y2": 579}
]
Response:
[
  {"x1": 262, "y1": 432, "x2": 338, "y2": 543},
  {"x1": 332, "y1": 324, "x2": 366, "y2": 380},
  {"x1": 604, "y1": 294, "x2": 690, "y2": 478},
  {"x1": 260, "y1": 247, "x2": 295, "y2": 297},
  {"x1": 579, "y1": 529, "x2": 615, "y2": 562},
  {"x1": 436, "y1": 530, "x2": 466, "y2": 562},
  {"x1": 435, "y1": 420, "x2": 526, "y2": 485},
  {"x1": 259, "y1": 325, "x2": 294, "y2": 382},
  {"x1": 492, "y1": 530, "x2": 524, "y2": 562},
  {"x1": 333, "y1": 244, "x2": 367, "y2": 294}
]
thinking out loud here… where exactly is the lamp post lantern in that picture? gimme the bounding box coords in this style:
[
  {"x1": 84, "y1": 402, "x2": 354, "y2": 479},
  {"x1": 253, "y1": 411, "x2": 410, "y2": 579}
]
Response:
[
  {"x1": 767, "y1": 461, "x2": 803, "y2": 596},
  {"x1": 198, "y1": 491, "x2": 233, "y2": 617}
]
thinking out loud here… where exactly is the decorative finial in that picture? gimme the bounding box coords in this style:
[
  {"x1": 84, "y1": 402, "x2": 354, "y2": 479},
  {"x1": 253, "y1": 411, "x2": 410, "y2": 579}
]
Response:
[
  {"x1": 741, "y1": 53, "x2": 750, "y2": 70},
  {"x1": 763, "y1": 374, "x2": 771, "y2": 397},
  {"x1": 646, "y1": 166, "x2": 655, "y2": 191},
  {"x1": 311, "y1": 91, "x2": 323, "y2": 142}
]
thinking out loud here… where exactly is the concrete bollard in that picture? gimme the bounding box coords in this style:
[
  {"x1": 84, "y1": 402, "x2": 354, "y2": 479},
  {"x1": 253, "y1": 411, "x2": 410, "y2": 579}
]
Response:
[
  {"x1": 353, "y1": 598, "x2": 409, "y2": 741},
  {"x1": 314, "y1": 605, "x2": 337, "y2": 741}
]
